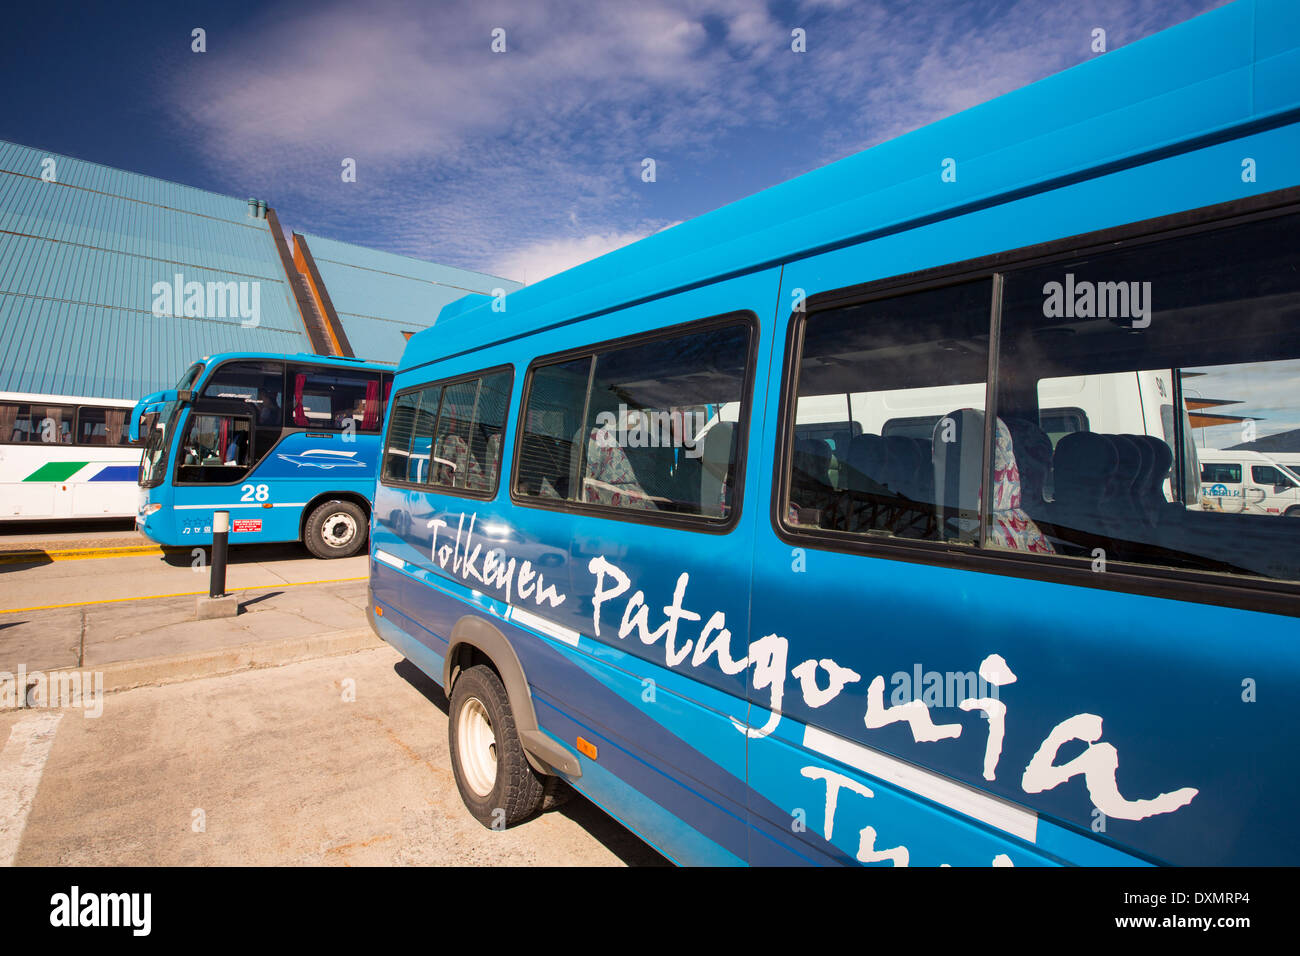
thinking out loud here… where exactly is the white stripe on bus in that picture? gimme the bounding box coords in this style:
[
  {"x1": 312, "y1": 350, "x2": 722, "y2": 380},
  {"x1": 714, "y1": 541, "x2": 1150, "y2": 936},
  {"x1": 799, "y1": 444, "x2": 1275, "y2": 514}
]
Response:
[
  {"x1": 507, "y1": 606, "x2": 581, "y2": 647},
  {"x1": 374, "y1": 550, "x2": 582, "y2": 647},
  {"x1": 802, "y1": 724, "x2": 1038, "y2": 844},
  {"x1": 172, "y1": 502, "x2": 308, "y2": 510}
]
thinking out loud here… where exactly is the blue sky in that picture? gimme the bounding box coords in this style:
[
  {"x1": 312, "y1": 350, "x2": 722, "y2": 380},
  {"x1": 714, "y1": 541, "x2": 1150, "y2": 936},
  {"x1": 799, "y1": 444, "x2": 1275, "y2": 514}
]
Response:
[{"x1": 0, "y1": 0, "x2": 1230, "y2": 283}]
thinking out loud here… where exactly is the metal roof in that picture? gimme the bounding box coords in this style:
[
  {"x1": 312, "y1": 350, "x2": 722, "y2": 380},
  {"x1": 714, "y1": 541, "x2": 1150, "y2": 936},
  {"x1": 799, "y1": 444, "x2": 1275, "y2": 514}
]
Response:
[
  {"x1": 407, "y1": 0, "x2": 1300, "y2": 370},
  {"x1": 296, "y1": 232, "x2": 521, "y2": 365},
  {"x1": 0, "y1": 140, "x2": 311, "y2": 400}
]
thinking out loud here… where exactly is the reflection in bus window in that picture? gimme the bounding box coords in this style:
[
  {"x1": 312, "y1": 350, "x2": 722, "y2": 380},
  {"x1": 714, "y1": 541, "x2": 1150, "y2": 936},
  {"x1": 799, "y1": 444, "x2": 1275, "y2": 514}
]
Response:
[
  {"x1": 994, "y1": 211, "x2": 1300, "y2": 580},
  {"x1": 787, "y1": 280, "x2": 997, "y2": 545}
]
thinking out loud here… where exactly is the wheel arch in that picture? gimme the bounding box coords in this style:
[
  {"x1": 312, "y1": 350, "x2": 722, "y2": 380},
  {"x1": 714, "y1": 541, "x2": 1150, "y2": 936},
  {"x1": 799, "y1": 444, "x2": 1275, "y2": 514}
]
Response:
[
  {"x1": 298, "y1": 491, "x2": 371, "y2": 540},
  {"x1": 444, "y1": 614, "x2": 581, "y2": 778}
]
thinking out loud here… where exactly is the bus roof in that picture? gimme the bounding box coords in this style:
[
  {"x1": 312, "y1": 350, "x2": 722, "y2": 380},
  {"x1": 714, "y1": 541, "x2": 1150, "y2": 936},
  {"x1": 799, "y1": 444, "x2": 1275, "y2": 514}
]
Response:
[
  {"x1": 194, "y1": 351, "x2": 394, "y2": 370},
  {"x1": 402, "y1": 0, "x2": 1300, "y2": 373}
]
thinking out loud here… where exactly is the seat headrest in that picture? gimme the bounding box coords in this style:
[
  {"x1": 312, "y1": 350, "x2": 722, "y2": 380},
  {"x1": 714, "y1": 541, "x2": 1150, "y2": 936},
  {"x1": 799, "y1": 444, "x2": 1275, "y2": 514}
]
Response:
[
  {"x1": 1054, "y1": 431, "x2": 1117, "y2": 480},
  {"x1": 700, "y1": 422, "x2": 734, "y2": 479},
  {"x1": 848, "y1": 434, "x2": 888, "y2": 474}
]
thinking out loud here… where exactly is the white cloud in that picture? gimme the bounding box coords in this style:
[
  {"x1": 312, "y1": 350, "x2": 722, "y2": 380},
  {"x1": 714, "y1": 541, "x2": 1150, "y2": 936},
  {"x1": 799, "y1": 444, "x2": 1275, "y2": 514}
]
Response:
[
  {"x1": 164, "y1": 0, "x2": 1233, "y2": 276},
  {"x1": 491, "y1": 224, "x2": 678, "y2": 285}
]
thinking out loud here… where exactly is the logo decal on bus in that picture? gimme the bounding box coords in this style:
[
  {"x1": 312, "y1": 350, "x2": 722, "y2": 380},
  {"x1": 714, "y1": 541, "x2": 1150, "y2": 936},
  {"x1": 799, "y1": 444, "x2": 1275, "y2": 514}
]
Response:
[
  {"x1": 416, "y1": 509, "x2": 1200, "y2": 826},
  {"x1": 275, "y1": 449, "x2": 367, "y2": 470}
]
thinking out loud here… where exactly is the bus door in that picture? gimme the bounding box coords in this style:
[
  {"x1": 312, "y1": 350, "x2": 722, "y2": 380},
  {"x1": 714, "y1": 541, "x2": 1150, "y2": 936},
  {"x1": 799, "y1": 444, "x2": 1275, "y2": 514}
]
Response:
[
  {"x1": 745, "y1": 268, "x2": 1116, "y2": 867},
  {"x1": 172, "y1": 409, "x2": 263, "y2": 541},
  {"x1": 186, "y1": 360, "x2": 295, "y2": 544},
  {"x1": 537, "y1": 272, "x2": 776, "y2": 865}
]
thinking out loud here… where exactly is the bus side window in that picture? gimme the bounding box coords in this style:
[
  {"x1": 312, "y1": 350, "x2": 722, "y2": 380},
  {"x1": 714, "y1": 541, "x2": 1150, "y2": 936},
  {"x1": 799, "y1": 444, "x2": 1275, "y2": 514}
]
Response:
[
  {"x1": 514, "y1": 319, "x2": 751, "y2": 520},
  {"x1": 2, "y1": 404, "x2": 74, "y2": 443},
  {"x1": 0, "y1": 403, "x2": 21, "y2": 442},
  {"x1": 76, "y1": 406, "x2": 132, "y2": 445},
  {"x1": 994, "y1": 209, "x2": 1300, "y2": 581},
  {"x1": 786, "y1": 279, "x2": 995, "y2": 545},
  {"x1": 202, "y1": 361, "x2": 284, "y2": 427},
  {"x1": 381, "y1": 370, "x2": 512, "y2": 496},
  {"x1": 515, "y1": 358, "x2": 592, "y2": 501},
  {"x1": 287, "y1": 365, "x2": 385, "y2": 432},
  {"x1": 383, "y1": 387, "x2": 438, "y2": 485}
]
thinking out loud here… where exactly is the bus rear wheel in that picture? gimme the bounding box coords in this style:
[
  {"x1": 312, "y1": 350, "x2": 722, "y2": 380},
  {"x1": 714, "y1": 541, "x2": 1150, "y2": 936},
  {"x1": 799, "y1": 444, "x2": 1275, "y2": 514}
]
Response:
[
  {"x1": 448, "y1": 664, "x2": 547, "y2": 829},
  {"x1": 303, "y1": 500, "x2": 368, "y2": 558}
]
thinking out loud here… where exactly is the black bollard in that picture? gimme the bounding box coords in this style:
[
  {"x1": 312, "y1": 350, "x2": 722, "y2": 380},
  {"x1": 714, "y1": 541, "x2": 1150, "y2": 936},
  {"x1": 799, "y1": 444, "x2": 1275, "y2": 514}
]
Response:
[{"x1": 210, "y1": 510, "x2": 229, "y2": 598}]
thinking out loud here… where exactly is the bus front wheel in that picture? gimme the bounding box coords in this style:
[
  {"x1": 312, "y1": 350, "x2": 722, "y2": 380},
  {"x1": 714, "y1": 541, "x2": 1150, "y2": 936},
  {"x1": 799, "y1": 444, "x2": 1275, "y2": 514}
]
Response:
[
  {"x1": 303, "y1": 499, "x2": 368, "y2": 559},
  {"x1": 448, "y1": 664, "x2": 547, "y2": 829}
]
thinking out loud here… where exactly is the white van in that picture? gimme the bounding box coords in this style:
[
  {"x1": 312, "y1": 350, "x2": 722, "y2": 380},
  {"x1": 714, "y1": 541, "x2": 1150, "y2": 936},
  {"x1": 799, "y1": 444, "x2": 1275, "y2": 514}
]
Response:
[{"x1": 1198, "y1": 449, "x2": 1300, "y2": 517}]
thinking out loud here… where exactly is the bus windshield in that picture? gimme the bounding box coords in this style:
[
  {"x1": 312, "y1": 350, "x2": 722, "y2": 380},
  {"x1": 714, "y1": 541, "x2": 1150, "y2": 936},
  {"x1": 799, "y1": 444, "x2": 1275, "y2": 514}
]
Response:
[
  {"x1": 175, "y1": 362, "x2": 205, "y2": 392},
  {"x1": 138, "y1": 399, "x2": 177, "y2": 487}
]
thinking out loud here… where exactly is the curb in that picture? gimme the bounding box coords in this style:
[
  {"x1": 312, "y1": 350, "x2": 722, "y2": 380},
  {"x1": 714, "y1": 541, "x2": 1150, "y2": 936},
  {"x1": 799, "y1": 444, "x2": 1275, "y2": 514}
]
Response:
[
  {"x1": 1, "y1": 627, "x2": 384, "y2": 710},
  {"x1": 0, "y1": 545, "x2": 164, "y2": 565}
]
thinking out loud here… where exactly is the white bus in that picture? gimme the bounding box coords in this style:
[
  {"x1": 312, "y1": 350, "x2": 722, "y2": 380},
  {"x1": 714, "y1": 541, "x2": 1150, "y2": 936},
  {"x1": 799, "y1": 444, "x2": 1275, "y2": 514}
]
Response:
[{"x1": 0, "y1": 392, "x2": 143, "y2": 520}]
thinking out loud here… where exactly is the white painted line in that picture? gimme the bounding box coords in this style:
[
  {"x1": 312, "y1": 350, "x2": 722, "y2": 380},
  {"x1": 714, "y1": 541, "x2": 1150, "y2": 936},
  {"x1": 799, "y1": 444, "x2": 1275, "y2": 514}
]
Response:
[
  {"x1": 172, "y1": 503, "x2": 308, "y2": 510},
  {"x1": 509, "y1": 606, "x2": 581, "y2": 647},
  {"x1": 0, "y1": 712, "x2": 64, "y2": 866},
  {"x1": 803, "y1": 724, "x2": 1038, "y2": 844},
  {"x1": 373, "y1": 549, "x2": 404, "y2": 570}
]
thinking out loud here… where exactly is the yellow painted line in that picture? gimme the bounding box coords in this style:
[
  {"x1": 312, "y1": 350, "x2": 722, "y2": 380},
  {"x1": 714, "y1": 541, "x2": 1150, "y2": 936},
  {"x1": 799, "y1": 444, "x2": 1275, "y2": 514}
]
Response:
[
  {"x1": 0, "y1": 544, "x2": 164, "y2": 564},
  {"x1": 1, "y1": 575, "x2": 367, "y2": 614}
]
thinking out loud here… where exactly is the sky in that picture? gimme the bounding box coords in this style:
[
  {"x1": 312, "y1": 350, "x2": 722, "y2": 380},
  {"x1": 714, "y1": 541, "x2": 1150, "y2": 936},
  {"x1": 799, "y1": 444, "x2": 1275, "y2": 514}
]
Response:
[{"x1": 0, "y1": 0, "x2": 1232, "y2": 284}]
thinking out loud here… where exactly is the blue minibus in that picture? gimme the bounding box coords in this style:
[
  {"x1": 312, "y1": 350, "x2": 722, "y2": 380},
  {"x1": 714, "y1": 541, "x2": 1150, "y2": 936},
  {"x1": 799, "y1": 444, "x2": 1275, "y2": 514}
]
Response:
[
  {"x1": 368, "y1": 0, "x2": 1300, "y2": 865},
  {"x1": 134, "y1": 352, "x2": 391, "y2": 558}
]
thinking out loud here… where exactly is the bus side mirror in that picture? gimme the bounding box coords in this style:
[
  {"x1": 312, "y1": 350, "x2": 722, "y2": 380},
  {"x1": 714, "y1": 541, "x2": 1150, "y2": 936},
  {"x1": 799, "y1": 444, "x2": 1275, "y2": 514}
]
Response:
[{"x1": 178, "y1": 389, "x2": 195, "y2": 403}]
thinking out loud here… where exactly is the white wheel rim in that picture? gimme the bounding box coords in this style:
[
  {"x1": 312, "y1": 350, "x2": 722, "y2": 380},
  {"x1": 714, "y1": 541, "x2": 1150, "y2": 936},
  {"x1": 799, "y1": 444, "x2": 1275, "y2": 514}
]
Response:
[
  {"x1": 457, "y1": 697, "x2": 497, "y2": 797},
  {"x1": 321, "y1": 512, "x2": 357, "y2": 547}
]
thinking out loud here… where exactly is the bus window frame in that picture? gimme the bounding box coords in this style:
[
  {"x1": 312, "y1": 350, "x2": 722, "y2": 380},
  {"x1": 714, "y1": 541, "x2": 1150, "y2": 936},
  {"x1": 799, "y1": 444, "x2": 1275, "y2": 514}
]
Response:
[
  {"x1": 285, "y1": 361, "x2": 388, "y2": 434},
  {"x1": 507, "y1": 310, "x2": 760, "y2": 535},
  {"x1": 74, "y1": 405, "x2": 139, "y2": 447},
  {"x1": 771, "y1": 186, "x2": 1300, "y2": 618},
  {"x1": 199, "y1": 358, "x2": 288, "y2": 429},
  {"x1": 172, "y1": 409, "x2": 257, "y2": 486},
  {"x1": 379, "y1": 364, "x2": 515, "y2": 502},
  {"x1": 0, "y1": 402, "x2": 78, "y2": 445}
]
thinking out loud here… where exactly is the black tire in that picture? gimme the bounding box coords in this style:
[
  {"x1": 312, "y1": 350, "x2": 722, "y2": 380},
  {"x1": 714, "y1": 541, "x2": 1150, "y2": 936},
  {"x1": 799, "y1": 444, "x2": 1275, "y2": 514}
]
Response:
[
  {"x1": 1286, "y1": 506, "x2": 1300, "y2": 518},
  {"x1": 448, "y1": 664, "x2": 547, "y2": 829},
  {"x1": 303, "y1": 499, "x2": 368, "y2": 559}
]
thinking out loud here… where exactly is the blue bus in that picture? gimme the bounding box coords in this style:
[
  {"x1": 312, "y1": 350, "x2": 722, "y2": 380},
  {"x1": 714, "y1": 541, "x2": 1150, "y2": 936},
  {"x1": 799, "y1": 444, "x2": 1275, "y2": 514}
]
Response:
[
  {"x1": 133, "y1": 352, "x2": 391, "y2": 558},
  {"x1": 367, "y1": 0, "x2": 1300, "y2": 865}
]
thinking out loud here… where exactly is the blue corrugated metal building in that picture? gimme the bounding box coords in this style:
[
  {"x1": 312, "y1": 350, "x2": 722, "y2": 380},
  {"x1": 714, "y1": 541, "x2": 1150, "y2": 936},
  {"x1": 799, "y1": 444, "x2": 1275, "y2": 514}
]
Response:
[{"x1": 0, "y1": 138, "x2": 519, "y2": 400}]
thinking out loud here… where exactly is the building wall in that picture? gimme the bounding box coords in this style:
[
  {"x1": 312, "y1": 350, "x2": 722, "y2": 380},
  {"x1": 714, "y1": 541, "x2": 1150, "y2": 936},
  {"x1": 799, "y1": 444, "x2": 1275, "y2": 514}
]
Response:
[{"x1": 0, "y1": 140, "x2": 313, "y2": 400}]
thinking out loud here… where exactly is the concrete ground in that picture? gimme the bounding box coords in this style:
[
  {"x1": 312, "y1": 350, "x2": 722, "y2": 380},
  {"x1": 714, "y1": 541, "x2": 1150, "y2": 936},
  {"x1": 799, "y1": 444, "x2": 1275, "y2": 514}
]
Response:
[
  {"x1": 3, "y1": 646, "x2": 665, "y2": 866},
  {"x1": 0, "y1": 526, "x2": 668, "y2": 867},
  {"x1": 0, "y1": 542, "x2": 365, "y2": 613}
]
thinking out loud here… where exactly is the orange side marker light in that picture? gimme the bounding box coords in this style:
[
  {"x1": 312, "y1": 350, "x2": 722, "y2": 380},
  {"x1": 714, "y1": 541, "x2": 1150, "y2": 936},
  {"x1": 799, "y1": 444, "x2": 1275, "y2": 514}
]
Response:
[{"x1": 576, "y1": 737, "x2": 598, "y2": 760}]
